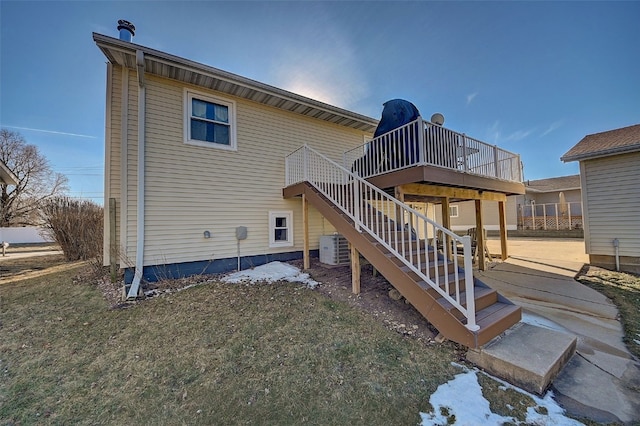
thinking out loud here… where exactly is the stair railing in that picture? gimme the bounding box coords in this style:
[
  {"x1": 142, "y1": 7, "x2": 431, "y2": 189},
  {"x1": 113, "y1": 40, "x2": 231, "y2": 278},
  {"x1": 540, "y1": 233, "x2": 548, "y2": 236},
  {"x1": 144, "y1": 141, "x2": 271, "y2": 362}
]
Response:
[{"x1": 286, "y1": 145, "x2": 479, "y2": 331}]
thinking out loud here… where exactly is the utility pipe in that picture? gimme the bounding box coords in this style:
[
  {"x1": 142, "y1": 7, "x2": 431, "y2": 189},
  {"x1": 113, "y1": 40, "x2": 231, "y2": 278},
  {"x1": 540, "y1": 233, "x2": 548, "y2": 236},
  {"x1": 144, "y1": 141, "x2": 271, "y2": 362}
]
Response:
[
  {"x1": 613, "y1": 238, "x2": 620, "y2": 272},
  {"x1": 127, "y1": 50, "x2": 146, "y2": 298}
]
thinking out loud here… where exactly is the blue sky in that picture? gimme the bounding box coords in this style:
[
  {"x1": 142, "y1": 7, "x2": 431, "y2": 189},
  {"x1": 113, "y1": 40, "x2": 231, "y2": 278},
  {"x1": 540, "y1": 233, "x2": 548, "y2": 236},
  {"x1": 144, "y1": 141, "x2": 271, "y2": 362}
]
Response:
[{"x1": 1, "y1": 1, "x2": 639, "y2": 204}]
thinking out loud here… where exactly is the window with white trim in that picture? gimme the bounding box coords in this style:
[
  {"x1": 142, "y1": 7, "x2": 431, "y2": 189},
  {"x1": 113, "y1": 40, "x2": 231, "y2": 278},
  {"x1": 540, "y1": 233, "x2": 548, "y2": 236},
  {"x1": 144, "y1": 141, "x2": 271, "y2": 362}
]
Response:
[
  {"x1": 184, "y1": 90, "x2": 237, "y2": 150},
  {"x1": 449, "y1": 205, "x2": 459, "y2": 218},
  {"x1": 269, "y1": 211, "x2": 294, "y2": 248}
]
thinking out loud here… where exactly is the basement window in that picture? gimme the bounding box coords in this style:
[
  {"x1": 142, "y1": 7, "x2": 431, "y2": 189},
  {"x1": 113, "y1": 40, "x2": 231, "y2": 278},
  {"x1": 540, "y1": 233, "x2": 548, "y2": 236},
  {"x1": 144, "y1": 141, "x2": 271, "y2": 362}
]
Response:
[
  {"x1": 184, "y1": 90, "x2": 237, "y2": 150},
  {"x1": 449, "y1": 205, "x2": 459, "y2": 218},
  {"x1": 269, "y1": 211, "x2": 294, "y2": 248}
]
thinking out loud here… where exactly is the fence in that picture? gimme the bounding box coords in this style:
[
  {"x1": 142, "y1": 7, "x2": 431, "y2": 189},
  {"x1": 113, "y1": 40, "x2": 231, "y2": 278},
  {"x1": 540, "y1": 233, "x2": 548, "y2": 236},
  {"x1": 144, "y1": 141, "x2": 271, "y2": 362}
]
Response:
[{"x1": 518, "y1": 202, "x2": 583, "y2": 230}]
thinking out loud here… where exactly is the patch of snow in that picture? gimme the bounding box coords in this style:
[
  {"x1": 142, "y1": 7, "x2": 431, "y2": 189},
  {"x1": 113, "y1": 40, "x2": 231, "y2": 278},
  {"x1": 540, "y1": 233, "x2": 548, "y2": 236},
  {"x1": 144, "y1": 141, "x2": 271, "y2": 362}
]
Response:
[
  {"x1": 420, "y1": 363, "x2": 584, "y2": 426},
  {"x1": 520, "y1": 312, "x2": 568, "y2": 333},
  {"x1": 221, "y1": 261, "x2": 319, "y2": 288}
]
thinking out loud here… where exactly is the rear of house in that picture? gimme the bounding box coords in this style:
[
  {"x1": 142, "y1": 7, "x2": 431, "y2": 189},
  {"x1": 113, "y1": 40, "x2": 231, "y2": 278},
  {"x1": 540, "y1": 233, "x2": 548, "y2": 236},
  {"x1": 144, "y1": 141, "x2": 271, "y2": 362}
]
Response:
[
  {"x1": 95, "y1": 31, "x2": 377, "y2": 286},
  {"x1": 562, "y1": 124, "x2": 640, "y2": 273},
  {"x1": 95, "y1": 24, "x2": 530, "y2": 349}
]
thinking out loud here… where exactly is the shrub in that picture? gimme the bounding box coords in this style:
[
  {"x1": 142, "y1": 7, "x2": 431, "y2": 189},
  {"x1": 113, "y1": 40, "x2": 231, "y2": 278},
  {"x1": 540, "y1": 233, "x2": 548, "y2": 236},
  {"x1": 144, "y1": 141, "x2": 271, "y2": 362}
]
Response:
[{"x1": 41, "y1": 197, "x2": 103, "y2": 262}]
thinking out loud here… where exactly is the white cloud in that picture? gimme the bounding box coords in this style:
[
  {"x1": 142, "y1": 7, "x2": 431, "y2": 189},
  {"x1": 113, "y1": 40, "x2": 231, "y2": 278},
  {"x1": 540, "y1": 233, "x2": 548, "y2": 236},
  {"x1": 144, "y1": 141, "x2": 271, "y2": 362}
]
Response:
[
  {"x1": 269, "y1": 32, "x2": 368, "y2": 110},
  {"x1": 504, "y1": 129, "x2": 534, "y2": 142},
  {"x1": 541, "y1": 120, "x2": 564, "y2": 137},
  {"x1": 2, "y1": 125, "x2": 97, "y2": 139},
  {"x1": 466, "y1": 92, "x2": 478, "y2": 106},
  {"x1": 485, "y1": 121, "x2": 533, "y2": 144}
]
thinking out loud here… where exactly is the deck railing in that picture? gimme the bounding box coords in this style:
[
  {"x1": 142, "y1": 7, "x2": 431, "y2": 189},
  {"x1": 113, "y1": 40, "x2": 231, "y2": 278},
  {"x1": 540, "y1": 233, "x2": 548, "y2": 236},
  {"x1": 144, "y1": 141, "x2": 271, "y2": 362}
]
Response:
[
  {"x1": 286, "y1": 145, "x2": 479, "y2": 331},
  {"x1": 518, "y1": 202, "x2": 583, "y2": 230},
  {"x1": 343, "y1": 118, "x2": 523, "y2": 183}
]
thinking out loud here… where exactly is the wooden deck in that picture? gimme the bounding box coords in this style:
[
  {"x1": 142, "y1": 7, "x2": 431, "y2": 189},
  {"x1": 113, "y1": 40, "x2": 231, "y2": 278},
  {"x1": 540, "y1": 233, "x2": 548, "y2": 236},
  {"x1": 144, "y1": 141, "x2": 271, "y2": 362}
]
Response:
[{"x1": 365, "y1": 163, "x2": 525, "y2": 200}]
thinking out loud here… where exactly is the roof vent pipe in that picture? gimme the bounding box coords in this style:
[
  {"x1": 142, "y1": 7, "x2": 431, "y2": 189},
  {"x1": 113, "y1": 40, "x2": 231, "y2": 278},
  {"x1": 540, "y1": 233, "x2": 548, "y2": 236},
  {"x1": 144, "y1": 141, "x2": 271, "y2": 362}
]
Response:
[{"x1": 117, "y1": 19, "x2": 135, "y2": 42}]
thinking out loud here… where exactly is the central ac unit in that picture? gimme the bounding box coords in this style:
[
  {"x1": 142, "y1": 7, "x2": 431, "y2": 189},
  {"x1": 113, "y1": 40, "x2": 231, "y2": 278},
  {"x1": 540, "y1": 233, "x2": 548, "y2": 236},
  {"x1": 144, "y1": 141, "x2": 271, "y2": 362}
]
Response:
[{"x1": 319, "y1": 234, "x2": 350, "y2": 265}]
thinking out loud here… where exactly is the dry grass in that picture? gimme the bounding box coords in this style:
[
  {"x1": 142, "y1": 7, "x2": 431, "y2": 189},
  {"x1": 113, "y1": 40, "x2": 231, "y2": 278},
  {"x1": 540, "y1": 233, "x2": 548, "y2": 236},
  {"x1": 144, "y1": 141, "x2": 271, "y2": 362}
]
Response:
[
  {"x1": 576, "y1": 266, "x2": 640, "y2": 360},
  {"x1": 0, "y1": 263, "x2": 461, "y2": 425},
  {"x1": 2, "y1": 254, "x2": 620, "y2": 425},
  {"x1": 0, "y1": 244, "x2": 67, "y2": 283}
]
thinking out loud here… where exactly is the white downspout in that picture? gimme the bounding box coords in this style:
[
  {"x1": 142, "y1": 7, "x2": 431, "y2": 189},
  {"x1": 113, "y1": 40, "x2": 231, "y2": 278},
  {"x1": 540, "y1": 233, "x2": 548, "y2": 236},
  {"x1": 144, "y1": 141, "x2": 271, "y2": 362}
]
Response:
[{"x1": 127, "y1": 50, "x2": 146, "y2": 298}]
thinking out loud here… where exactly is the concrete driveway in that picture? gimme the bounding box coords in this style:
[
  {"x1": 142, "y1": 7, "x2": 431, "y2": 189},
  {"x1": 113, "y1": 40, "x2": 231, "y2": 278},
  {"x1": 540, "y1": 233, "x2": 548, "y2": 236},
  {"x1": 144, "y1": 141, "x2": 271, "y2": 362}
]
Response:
[{"x1": 479, "y1": 238, "x2": 640, "y2": 424}]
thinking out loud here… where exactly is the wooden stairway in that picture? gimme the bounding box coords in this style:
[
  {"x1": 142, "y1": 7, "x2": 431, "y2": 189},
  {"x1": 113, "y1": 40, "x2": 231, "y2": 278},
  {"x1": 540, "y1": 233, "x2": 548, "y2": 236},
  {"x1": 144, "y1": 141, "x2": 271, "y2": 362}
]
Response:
[{"x1": 284, "y1": 181, "x2": 521, "y2": 348}]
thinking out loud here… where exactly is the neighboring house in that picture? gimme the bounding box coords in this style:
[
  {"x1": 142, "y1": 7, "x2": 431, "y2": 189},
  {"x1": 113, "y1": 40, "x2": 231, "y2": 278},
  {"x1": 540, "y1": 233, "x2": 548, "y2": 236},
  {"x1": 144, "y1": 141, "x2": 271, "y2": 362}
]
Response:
[
  {"x1": 448, "y1": 198, "x2": 518, "y2": 232},
  {"x1": 0, "y1": 159, "x2": 17, "y2": 186},
  {"x1": 517, "y1": 175, "x2": 582, "y2": 231},
  {"x1": 449, "y1": 175, "x2": 581, "y2": 233},
  {"x1": 562, "y1": 124, "x2": 640, "y2": 273}
]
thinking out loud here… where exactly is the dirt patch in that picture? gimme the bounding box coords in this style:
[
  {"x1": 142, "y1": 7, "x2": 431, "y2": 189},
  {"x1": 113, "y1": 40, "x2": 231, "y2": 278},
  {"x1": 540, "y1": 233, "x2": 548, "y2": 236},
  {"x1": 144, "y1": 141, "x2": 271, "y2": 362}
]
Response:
[{"x1": 289, "y1": 258, "x2": 440, "y2": 344}]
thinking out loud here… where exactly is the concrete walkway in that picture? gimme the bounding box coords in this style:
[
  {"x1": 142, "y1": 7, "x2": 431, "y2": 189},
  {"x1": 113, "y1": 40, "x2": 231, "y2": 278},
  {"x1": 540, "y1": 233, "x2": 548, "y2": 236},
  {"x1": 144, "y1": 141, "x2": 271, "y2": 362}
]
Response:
[{"x1": 478, "y1": 238, "x2": 640, "y2": 424}]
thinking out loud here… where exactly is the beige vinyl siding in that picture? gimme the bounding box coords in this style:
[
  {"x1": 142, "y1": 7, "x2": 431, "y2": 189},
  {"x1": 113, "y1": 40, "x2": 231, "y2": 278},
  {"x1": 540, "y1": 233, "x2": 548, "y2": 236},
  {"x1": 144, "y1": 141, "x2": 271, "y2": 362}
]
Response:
[
  {"x1": 103, "y1": 64, "x2": 122, "y2": 265},
  {"x1": 124, "y1": 75, "x2": 361, "y2": 266},
  {"x1": 582, "y1": 152, "x2": 640, "y2": 257},
  {"x1": 124, "y1": 70, "x2": 140, "y2": 261},
  {"x1": 529, "y1": 189, "x2": 581, "y2": 205}
]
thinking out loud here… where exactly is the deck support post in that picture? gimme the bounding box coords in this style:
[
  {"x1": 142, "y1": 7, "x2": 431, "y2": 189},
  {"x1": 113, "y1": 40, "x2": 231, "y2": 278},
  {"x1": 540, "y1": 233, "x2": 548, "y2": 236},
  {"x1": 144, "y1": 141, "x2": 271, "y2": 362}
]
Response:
[
  {"x1": 498, "y1": 200, "x2": 508, "y2": 261},
  {"x1": 441, "y1": 197, "x2": 451, "y2": 256},
  {"x1": 394, "y1": 186, "x2": 405, "y2": 229},
  {"x1": 302, "y1": 193, "x2": 310, "y2": 270},
  {"x1": 350, "y1": 243, "x2": 361, "y2": 294},
  {"x1": 475, "y1": 199, "x2": 486, "y2": 271}
]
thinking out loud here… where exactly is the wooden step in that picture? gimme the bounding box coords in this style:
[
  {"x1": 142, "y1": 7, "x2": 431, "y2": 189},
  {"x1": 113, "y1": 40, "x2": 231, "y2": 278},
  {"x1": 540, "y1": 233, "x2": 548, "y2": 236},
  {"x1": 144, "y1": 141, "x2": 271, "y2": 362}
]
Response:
[
  {"x1": 436, "y1": 286, "x2": 498, "y2": 320},
  {"x1": 475, "y1": 303, "x2": 522, "y2": 347},
  {"x1": 398, "y1": 260, "x2": 457, "y2": 279}
]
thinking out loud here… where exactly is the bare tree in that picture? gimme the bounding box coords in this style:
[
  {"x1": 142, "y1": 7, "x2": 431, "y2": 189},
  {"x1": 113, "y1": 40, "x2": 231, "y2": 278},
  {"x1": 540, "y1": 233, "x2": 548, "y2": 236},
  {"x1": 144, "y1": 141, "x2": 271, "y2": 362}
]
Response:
[{"x1": 0, "y1": 129, "x2": 69, "y2": 226}]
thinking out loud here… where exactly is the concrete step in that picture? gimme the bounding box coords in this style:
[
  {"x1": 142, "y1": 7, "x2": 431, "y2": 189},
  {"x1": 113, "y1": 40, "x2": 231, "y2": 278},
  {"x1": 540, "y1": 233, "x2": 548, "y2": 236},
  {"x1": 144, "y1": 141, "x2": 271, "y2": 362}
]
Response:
[{"x1": 466, "y1": 322, "x2": 577, "y2": 395}]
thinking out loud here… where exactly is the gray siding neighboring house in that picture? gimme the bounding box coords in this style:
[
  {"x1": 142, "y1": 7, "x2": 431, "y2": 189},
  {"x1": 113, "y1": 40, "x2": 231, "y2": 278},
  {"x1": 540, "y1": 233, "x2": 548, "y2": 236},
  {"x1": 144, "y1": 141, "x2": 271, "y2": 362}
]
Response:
[
  {"x1": 516, "y1": 175, "x2": 583, "y2": 231},
  {"x1": 562, "y1": 124, "x2": 640, "y2": 273},
  {"x1": 449, "y1": 175, "x2": 581, "y2": 233},
  {"x1": 448, "y1": 198, "x2": 518, "y2": 232}
]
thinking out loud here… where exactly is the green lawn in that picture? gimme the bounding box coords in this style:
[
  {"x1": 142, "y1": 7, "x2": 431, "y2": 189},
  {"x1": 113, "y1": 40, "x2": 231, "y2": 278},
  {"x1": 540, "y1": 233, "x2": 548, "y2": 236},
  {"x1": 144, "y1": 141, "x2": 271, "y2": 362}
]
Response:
[
  {"x1": 1, "y1": 263, "x2": 459, "y2": 425},
  {"x1": 3, "y1": 260, "x2": 635, "y2": 425},
  {"x1": 576, "y1": 266, "x2": 640, "y2": 360}
]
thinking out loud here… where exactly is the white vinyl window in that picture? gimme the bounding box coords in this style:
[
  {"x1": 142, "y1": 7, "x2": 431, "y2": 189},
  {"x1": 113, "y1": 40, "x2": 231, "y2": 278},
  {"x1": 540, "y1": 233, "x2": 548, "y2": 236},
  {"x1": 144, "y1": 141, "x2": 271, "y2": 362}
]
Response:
[
  {"x1": 449, "y1": 205, "x2": 459, "y2": 218},
  {"x1": 269, "y1": 211, "x2": 294, "y2": 248},
  {"x1": 184, "y1": 90, "x2": 237, "y2": 150}
]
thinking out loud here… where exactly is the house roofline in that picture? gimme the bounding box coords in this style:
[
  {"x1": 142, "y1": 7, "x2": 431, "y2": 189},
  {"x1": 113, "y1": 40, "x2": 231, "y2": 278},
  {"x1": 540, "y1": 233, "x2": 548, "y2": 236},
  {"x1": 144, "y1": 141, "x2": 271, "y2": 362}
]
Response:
[
  {"x1": 93, "y1": 33, "x2": 379, "y2": 133},
  {"x1": 561, "y1": 143, "x2": 640, "y2": 163},
  {"x1": 525, "y1": 186, "x2": 581, "y2": 194}
]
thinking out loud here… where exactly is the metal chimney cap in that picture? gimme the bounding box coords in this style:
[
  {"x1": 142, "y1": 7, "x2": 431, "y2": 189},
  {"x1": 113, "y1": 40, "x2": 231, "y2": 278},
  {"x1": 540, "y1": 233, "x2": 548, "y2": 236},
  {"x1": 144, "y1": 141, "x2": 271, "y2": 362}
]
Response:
[{"x1": 117, "y1": 19, "x2": 136, "y2": 35}]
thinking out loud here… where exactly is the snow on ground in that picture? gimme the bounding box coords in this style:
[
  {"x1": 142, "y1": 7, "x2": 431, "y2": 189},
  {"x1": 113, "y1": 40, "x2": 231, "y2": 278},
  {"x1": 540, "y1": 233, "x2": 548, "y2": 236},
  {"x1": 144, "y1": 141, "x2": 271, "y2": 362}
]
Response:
[
  {"x1": 520, "y1": 312, "x2": 569, "y2": 333},
  {"x1": 420, "y1": 363, "x2": 584, "y2": 426},
  {"x1": 221, "y1": 261, "x2": 319, "y2": 288}
]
